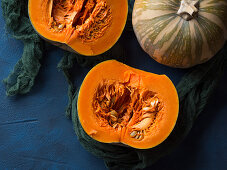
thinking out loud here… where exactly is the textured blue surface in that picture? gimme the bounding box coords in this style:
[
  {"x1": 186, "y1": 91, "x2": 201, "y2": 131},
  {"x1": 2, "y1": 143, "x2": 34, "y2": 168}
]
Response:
[{"x1": 0, "y1": 6, "x2": 227, "y2": 170}]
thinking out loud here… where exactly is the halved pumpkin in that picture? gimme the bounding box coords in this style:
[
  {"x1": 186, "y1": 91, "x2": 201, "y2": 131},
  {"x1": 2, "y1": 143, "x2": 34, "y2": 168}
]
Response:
[
  {"x1": 28, "y1": 0, "x2": 128, "y2": 56},
  {"x1": 77, "y1": 60, "x2": 179, "y2": 149}
]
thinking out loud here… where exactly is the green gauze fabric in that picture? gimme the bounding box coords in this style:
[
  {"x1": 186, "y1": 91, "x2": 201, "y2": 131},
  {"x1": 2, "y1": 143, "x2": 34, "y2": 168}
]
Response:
[
  {"x1": 2, "y1": 0, "x2": 44, "y2": 96},
  {"x1": 2, "y1": 0, "x2": 227, "y2": 169}
]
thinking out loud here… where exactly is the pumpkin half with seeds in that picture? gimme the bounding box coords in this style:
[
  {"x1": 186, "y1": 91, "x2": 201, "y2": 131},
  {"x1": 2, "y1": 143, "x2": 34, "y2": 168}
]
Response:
[
  {"x1": 77, "y1": 60, "x2": 179, "y2": 149},
  {"x1": 132, "y1": 0, "x2": 227, "y2": 68},
  {"x1": 28, "y1": 0, "x2": 128, "y2": 56}
]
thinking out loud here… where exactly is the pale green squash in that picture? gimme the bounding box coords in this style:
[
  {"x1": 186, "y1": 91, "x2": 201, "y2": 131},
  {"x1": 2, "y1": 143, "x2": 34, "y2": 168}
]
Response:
[{"x1": 132, "y1": 0, "x2": 227, "y2": 68}]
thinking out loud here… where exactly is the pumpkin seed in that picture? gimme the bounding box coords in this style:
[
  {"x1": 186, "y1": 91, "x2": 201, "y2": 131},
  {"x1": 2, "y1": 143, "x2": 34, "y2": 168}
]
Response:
[
  {"x1": 113, "y1": 123, "x2": 118, "y2": 129},
  {"x1": 130, "y1": 131, "x2": 137, "y2": 138},
  {"x1": 58, "y1": 24, "x2": 64, "y2": 29},
  {"x1": 110, "y1": 115, "x2": 117, "y2": 122},
  {"x1": 110, "y1": 110, "x2": 117, "y2": 117},
  {"x1": 132, "y1": 117, "x2": 153, "y2": 130},
  {"x1": 142, "y1": 113, "x2": 152, "y2": 119},
  {"x1": 150, "y1": 97, "x2": 158, "y2": 107},
  {"x1": 138, "y1": 133, "x2": 144, "y2": 140},
  {"x1": 142, "y1": 107, "x2": 152, "y2": 112},
  {"x1": 135, "y1": 134, "x2": 140, "y2": 139}
]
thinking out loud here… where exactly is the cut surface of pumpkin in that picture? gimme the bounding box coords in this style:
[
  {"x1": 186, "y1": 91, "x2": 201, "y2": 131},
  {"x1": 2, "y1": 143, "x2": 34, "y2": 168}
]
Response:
[
  {"x1": 77, "y1": 60, "x2": 179, "y2": 149},
  {"x1": 28, "y1": 0, "x2": 128, "y2": 55}
]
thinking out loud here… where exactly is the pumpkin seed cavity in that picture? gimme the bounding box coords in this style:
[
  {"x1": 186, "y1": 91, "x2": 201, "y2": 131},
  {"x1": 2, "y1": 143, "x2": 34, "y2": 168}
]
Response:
[
  {"x1": 93, "y1": 80, "x2": 163, "y2": 140},
  {"x1": 49, "y1": 0, "x2": 112, "y2": 42}
]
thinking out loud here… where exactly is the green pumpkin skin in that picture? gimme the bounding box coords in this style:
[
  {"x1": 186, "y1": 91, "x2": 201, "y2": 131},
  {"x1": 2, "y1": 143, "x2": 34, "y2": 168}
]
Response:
[{"x1": 132, "y1": 0, "x2": 227, "y2": 68}]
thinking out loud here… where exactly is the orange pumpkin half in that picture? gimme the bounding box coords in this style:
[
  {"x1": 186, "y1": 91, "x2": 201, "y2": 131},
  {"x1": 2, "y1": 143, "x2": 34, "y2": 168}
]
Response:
[
  {"x1": 77, "y1": 60, "x2": 179, "y2": 149},
  {"x1": 28, "y1": 0, "x2": 128, "y2": 56}
]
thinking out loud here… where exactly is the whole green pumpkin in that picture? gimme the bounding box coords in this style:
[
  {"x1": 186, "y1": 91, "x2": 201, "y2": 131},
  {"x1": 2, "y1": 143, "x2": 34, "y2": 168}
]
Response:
[{"x1": 132, "y1": 0, "x2": 227, "y2": 68}]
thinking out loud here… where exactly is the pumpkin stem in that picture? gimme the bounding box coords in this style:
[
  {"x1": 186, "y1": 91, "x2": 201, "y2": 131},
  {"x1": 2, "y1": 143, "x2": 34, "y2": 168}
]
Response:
[{"x1": 177, "y1": 0, "x2": 199, "y2": 21}]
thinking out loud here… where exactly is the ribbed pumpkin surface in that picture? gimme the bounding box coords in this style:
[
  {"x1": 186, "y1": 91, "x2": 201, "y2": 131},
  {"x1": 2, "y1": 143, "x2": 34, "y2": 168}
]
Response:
[{"x1": 132, "y1": 0, "x2": 227, "y2": 68}]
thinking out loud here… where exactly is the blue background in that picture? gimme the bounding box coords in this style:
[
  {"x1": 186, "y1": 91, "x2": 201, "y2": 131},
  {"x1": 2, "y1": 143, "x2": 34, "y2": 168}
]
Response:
[{"x1": 0, "y1": 5, "x2": 227, "y2": 170}]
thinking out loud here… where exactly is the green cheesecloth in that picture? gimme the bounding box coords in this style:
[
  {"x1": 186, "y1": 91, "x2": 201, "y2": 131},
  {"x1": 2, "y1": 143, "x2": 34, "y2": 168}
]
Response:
[{"x1": 1, "y1": 0, "x2": 227, "y2": 169}]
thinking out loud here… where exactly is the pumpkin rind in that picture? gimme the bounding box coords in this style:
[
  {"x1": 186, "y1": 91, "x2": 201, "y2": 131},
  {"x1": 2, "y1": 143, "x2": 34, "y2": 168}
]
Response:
[
  {"x1": 28, "y1": 0, "x2": 128, "y2": 56},
  {"x1": 77, "y1": 60, "x2": 179, "y2": 149},
  {"x1": 132, "y1": 0, "x2": 227, "y2": 68}
]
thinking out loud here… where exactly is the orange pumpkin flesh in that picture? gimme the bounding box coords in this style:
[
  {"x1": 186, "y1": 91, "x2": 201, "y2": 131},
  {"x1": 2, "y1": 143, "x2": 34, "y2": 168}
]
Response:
[
  {"x1": 28, "y1": 0, "x2": 128, "y2": 56},
  {"x1": 77, "y1": 60, "x2": 179, "y2": 149}
]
